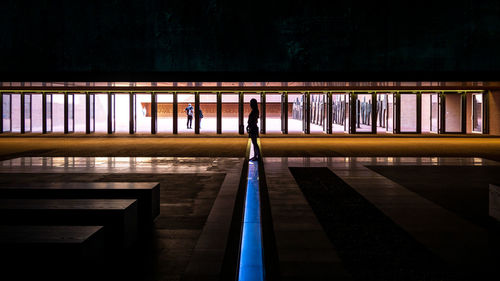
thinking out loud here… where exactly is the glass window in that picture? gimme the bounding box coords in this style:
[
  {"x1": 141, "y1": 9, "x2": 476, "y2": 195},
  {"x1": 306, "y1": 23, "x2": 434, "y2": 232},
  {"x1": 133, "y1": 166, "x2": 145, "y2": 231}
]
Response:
[
  {"x1": 11, "y1": 94, "x2": 21, "y2": 133},
  {"x1": 244, "y1": 93, "x2": 261, "y2": 132},
  {"x1": 2, "y1": 94, "x2": 11, "y2": 132},
  {"x1": 355, "y1": 94, "x2": 372, "y2": 132},
  {"x1": 421, "y1": 93, "x2": 438, "y2": 133},
  {"x1": 222, "y1": 93, "x2": 238, "y2": 133},
  {"x1": 376, "y1": 94, "x2": 392, "y2": 133},
  {"x1": 265, "y1": 94, "x2": 281, "y2": 133},
  {"x1": 31, "y1": 94, "x2": 43, "y2": 133},
  {"x1": 51, "y1": 94, "x2": 64, "y2": 133},
  {"x1": 199, "y1": 93, "x2": 216, "y2": 133},
  {"x1": 288, "y1": 93, "x2": 304, "y2": 133},
  {"x1": 445, "y1": 94, "x2": 462, "y2": 132},
  {"x1": 135, "y1": 93, "x2": 151, "y2": 133},
  {"x1": 400, "y1": 94, "x2": 417, "y2": 132},
  {"x1": 332, "y1": 94, "x2": 348, "y2": 133},
  {"x1": 94, "y1": 94, "x2": 108, "y2": 133},
  {"x1": 115, "y1": 93, "x2": 130, "y2": 133},
  {"x1": 157, "y1": 94, "x2": 173, "y2": 133},
  {"x1": 177, "y1": 93, "x2": 195, "y2": 133},
  {"x1": 74, "y1": 94, "x2": 86, "y2": 133},
  {"x1": 46, "y1": 94, "x2": 53, "y2": 132},
  {"x1": 68, "y1": 94, "x2": 74, "y2": 132},
  {"x1": 24, "y1": 94, "x2": 31, "y2": 132},
  {"x1": 310, "y1": 93, "x2": 326, "y2": 133},
  {"x1": 472, "y1": 93, "x2": 483, "y2": 133}
]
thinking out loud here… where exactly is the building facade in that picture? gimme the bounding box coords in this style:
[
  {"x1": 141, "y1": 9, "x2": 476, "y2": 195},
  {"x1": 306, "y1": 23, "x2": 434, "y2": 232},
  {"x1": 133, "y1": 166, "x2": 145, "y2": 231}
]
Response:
[{"x1": 1, "y1": 81, "x2": 499, "y2": 135}]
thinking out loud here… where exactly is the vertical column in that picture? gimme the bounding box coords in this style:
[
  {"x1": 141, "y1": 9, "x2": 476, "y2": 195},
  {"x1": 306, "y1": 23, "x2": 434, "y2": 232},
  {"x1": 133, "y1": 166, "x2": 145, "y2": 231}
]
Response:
[
  {"x1": 305, "y1": 91, "x2": 311, "y2": 134},
  {"x1": 461, "y1": 92, "x2": 467, "y2": 134},
  {"x1": 282, "y1": 91, "x2": 288, "y2": 134},
  {"x1": 85, "y1": 92, "x2": 90, "y2": 134},
  {"x1": 371, "y1": 92, "x2": 377, "y2": 133},
  {"x1": 151, "y1": 92, "x2": 157, "y2": 134},
  {"x1": 239, "y1": 91, "x2": 244, "y2": 134},
  {"x1": 260, "y1": 91, "x2": 266, "y2": 134},
  {"x1": 64, "y1": 92, "x2": 69, "y2": 134},
  {"x1": 107, "y1": 92, "x2": 113, "y2": 134},
  {"x1": 395, "y1": 92, "x2": 401, "y2": 134},
  {"x1": 129, "y1": 92, "x2": 134, "y2": 134},
  {"x1": 20, "y1": 92, "x2": 25, "y2": 134},
  {"x1": 348, "y1": 93, "x2": 354, "y2": 133},
  {"x1": 483, "y1": 91, "x2": 489, "y2": 134},
  {"x1": 195, "y1": 91, "x2": 200, "y2": 134},
  {"x1": 416, "y1": 92, "x2": 422, "y2": 134},
  {"x1": 216, "y1": 92, "x2": 222, "y2": 134},
  {"x1": 327, "y1": 92, "x2": 333, "y2": 134},
  {"x1": 173, "y1": 92, "x2": 178, "y2": 134},
  {"x1": 0, "y1": 92, "x2": 3, "y2": 133},
  {"x1": 439, "y1": 92, "x2": 446, "y2": 133}
]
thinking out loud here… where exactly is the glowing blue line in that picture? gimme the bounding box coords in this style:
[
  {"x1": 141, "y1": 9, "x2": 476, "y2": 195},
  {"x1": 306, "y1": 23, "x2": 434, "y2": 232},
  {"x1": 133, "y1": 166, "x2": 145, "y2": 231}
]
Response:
[{"x1": 238, "y1": 160, "x2": 265, "y2": 281}]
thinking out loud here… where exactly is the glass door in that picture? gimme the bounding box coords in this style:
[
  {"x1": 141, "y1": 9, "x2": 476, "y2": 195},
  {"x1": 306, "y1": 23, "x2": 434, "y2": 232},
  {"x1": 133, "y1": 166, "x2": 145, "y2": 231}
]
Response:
[
  {"x1": 110, "y1": 93, "x2": 116, "y2": 133},
  {"x1": 287, "y1": 93, "x2": 305, "y2": 133},
  {"x1": 354, "y1": 93, "x2": 373, "y2": 133},
  {"x1": 67, "y1": 93, "x2": 74, "y2": 133},
  {"x1": 89, "y1": 93, "x2": 95, "y2": 133},
  {"x1": 24, "y1": 94, "x2": 32, "y2": 133},
  {"x1": 46, "y1": 94, "x2": 53, "y2": 133},
  {"x1": 310, "y1": 93, "x2": 326, "y2": 133},
  {"x1": 472, "y1": 93, "x2": 483, "y2": 133},
  {"x1": 2, "y1": 93, "x2": 11, "y2": 132},
  {"x1": 132, "y1": 93, "x2": 137, "y2": 133}
]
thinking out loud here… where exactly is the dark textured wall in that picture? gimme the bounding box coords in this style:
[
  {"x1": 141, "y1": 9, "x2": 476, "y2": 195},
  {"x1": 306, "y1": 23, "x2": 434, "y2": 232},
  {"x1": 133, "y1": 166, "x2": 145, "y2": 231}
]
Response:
[{"x1": 1, "y1": 0, "x2": 500, "y2": 79}]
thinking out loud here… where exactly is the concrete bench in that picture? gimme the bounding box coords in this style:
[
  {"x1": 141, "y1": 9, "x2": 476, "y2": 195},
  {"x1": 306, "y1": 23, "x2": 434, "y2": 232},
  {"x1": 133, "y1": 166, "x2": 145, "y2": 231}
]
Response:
[
  {"x1": 0, "y1": 182, "x2": 160, "y2": 229},
  {"x1": 0, "y1": 225, "x2": 106, "y2": 281},
  {"x1": 0, "y1": 199, "x2": 138, "y2": 248}
]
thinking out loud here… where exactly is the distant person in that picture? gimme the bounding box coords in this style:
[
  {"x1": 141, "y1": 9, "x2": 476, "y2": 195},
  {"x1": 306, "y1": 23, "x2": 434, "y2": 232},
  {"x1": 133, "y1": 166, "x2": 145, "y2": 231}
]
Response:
[
  {"x1": 185, "y1": 103, "x2": 193, "y2": 129},
  {"x1": 199, "y1": 108, "x2": 204, "y2": 129},
  {"x1": 246, "y1": 98, "x2": 261, "y2": 161}
]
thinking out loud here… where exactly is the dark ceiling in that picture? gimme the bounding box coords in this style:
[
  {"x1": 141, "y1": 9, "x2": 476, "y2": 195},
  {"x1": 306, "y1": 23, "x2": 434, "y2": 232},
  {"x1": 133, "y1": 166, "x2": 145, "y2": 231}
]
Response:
[{"x1": 1, "y1": 0, "x2": 499, "y2": 81}]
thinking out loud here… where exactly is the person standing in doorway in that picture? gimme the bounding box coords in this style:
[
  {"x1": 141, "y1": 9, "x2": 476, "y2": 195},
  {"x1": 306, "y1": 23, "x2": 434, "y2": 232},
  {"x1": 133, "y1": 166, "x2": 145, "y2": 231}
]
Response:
[
  {"x1": 246, "y1": 98, "x2": 261, "y2": 161},
  {"x1": 185, "y1": 103, "x2": 193, "y2": 129}
]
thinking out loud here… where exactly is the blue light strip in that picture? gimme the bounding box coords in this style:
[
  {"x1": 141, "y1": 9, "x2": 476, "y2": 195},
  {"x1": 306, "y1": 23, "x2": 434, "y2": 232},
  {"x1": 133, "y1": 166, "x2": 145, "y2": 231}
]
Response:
[{"x1": 238, "y1": 159, "x2": 265, "y2": 281}]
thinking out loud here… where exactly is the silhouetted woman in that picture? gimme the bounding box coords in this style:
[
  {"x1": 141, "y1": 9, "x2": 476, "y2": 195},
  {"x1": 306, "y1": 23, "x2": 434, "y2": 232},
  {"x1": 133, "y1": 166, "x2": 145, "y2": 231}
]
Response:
[{"x1": 247, "y1": 98, "x2": 261, "y2": 161}]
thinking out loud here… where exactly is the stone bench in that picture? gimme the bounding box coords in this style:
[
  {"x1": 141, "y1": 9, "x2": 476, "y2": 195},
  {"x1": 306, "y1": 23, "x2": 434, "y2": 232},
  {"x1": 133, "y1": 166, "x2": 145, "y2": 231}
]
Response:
[
  {"x1": 0, "y1": 225, "x2": 106, "y2": 280},
  {"x1": 0, "y1": 199, "x2": 138, "y2": 248},
  {"x1": 0, "y1": 182, "x2": 159, "y2": 230}
]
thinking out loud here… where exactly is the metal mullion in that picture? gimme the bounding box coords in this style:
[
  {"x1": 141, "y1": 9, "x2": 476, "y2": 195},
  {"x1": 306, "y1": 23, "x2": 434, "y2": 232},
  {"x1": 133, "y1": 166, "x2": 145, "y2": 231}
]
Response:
[
  {"x1": 416, "y1": 92, "x2": 422, "y2": 134},
  {"x1": 371, "y1": 92, "x2": 377, "y2": 134},
  {"x1": 327, "y1": 92, "x2": 333, "y2": 134},
  {"x1": 260, "y1": 91, "x2": 266, "y2": 134},
  {"x1": 85, "y1": 92, "x2": 90, "y2": 134},
  {"x1": 151, "y1": 92, "x2": 157, "y2": 134},
  {"x1": 173, "y1": 92, "x2": 178, "y2": 134},
  {"x1": 129, "y1": 92, "x2": 134, "y2": 134},
  {"x1": 439, "y1": 92, "x2": 445, "y2": 133},
  {"x1": 216, "y1": 92, "x2": 222, "y2": 134},
  {"x1": 483, "y1": 91, "x2": 489, "y2": 134},
  {"x1": 0, "y1": 92, "x2": 4, "y2": 133},
  {"x1": 305, "y1": 91, "x2": 310, "y2": 134},
  {"x1": 238, "y1": 91, "x2": 244, "y2": 134},
  {"x1": 461, "y1": 92, "x2": 467, "y2": 134},
  {"x1": 64, "y1": 92, "x2": 68, "y2": 134},
  {"x1": 395, "y1": 92, "x2": 401, "y2": 134},
  {"x1": 195, "y1": 91, "x2": 200, "y2": 134},
  {"x1": 20, "y1": 92, "x2": 25, "y2": 134},
  {"x1": 283, "y1": 91, "x2": 288, "y2": 134}
]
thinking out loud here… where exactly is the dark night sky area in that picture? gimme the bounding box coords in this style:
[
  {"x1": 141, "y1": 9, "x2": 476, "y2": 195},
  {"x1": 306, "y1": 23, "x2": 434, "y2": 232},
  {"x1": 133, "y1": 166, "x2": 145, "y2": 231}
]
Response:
[{"x1": 1, "y1": 0, "x2": 500, "y2": 80}]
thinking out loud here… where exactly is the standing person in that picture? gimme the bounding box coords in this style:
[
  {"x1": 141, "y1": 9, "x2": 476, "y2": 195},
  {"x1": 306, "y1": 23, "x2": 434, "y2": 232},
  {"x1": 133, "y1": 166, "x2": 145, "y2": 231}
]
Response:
[
  {"x1": 185, "y1": 103, "x2": 193, "y2": 129},
  {"x1": 199, "y1": 108, "x2": 204, "y2": 130},
  {"x1": 246, "y1": 98, "x2": 261, "y2": 161}
]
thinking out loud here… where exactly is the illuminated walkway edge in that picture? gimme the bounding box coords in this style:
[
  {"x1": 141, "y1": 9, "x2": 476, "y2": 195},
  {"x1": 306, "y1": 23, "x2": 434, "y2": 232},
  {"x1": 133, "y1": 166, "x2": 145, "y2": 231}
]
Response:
[{"x1": 238, "y1": 144, "x2": 265, "y2": 281}]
